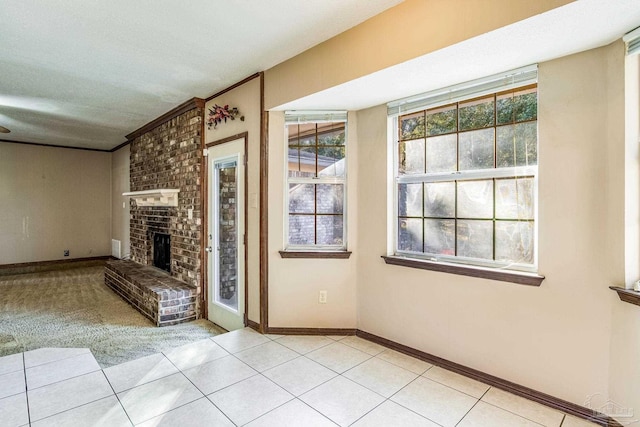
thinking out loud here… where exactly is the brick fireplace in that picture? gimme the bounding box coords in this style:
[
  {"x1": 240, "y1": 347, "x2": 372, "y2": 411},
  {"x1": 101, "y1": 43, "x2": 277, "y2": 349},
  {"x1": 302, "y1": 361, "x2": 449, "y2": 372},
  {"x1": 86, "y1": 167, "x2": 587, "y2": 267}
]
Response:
[{"x1": 127, "y1": 100, "x2": 205, "y2": 318}]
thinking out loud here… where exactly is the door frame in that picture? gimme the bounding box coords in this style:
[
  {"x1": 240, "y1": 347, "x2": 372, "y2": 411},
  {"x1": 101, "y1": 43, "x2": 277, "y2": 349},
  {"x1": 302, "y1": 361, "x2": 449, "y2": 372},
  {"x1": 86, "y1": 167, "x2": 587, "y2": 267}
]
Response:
[{"x1": 203, "y1": 131, "x2": 249, "y2": 326}]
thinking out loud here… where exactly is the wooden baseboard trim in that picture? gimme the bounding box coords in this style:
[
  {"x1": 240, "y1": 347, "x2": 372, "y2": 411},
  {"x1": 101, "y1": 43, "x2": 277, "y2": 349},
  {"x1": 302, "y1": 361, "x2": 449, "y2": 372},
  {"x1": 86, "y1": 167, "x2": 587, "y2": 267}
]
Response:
[
  {"x1": 247, "y1": 319, "x2": 260, "y2": 332},
  {"x1": 267, "y1": 327, "x2": 356, "y2": 336},
  {"x1": 356, "y1": 330, "x2": 622, "y2": 427},
  {"x1": 0, "y1": 256, "x2": 114, "y2": 271}
]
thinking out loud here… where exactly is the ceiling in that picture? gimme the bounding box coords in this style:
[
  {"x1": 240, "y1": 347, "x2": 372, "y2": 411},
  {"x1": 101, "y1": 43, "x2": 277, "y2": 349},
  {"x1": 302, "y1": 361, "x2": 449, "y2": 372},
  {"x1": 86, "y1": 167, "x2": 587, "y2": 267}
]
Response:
[
  {"x1": 0, "y1": 0, "x2": 402, "y2": 151},
  {"x1": 2, "y1": 1, "x2": 639, "y2": 152},
  {"x1": 277, "y1": 0, "x2": 640, "y2": 112}
]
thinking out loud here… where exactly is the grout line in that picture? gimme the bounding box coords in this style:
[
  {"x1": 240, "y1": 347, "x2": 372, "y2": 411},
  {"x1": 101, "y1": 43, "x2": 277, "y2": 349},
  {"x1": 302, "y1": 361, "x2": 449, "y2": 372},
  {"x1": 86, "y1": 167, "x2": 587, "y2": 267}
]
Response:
[
  {"x1": 28, "y1": 377, "x2": 118, "y2": 425},
  {"x1": 25, "y1": 363, "x2": 103, "y2": 391},
  {"x1": 203, "y1": 394, "x2": 240, "y2": 426},
  {"x1": 171, "y1": 350, "x2": 259, "y2": 400},
  {"x1": 23, "y1": 348, "x2": 92, "y2": 371},
  {"x1": 297, "y1": 398, "x2": 341, "y2": 426},
  {"x1": 454, "y1": 387, "x2": 491, "y2": 426},
  {"x1": 376, "y1": 348, "x2": 435, "y2": 375},
  {"x1": 235, "y1": 375, "x2": 296, "y2": 425},
  {"x1": 383, "y1": 374, "x2": 451, "y2": 426},
  {"x1": 101, "y1": 370, "x2": 134, "y2": 427},
  {"x1": 111, "y1": 357, "x2": 204, "y2": 426},
  {"x1": 478, "y1": 398, "x2": 548, "y2": 427},
  {"x1": 22, "y1": 353, "x2": 31, "y2": 425}
]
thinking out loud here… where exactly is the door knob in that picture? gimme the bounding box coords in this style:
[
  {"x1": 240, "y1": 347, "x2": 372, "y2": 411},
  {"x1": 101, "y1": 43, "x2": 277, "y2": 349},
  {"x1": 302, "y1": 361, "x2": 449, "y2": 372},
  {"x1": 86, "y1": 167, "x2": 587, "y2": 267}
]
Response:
[{"x1": 205, "y1": 246, "x2": 213, "y2": 253}]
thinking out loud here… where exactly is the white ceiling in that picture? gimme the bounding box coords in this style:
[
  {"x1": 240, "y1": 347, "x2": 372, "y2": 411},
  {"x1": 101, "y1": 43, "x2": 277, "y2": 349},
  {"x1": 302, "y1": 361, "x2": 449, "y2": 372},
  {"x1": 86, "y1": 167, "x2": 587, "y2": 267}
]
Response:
[
  {"x1": 2, "y1": 1, "x2": 639, "y2": 151},
  {"x1": 277, "y1": 0, "x2": 640, "y2": 112},
  {"x1": 0, "y1": 0, "x2": 402, "y2": 150}
]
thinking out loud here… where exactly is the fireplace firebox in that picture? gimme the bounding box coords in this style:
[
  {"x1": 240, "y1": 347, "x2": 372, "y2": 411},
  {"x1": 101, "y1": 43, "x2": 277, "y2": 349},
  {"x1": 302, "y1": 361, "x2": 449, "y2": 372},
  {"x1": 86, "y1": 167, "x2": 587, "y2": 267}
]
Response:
[{"x1": 153, "y1": 233, "x2": 171, "y2": 273}]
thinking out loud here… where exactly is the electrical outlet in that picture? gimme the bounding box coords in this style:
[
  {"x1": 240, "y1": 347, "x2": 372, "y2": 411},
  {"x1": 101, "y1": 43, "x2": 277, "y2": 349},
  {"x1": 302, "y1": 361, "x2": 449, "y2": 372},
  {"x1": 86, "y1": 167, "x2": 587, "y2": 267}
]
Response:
[
  {"x1": 63, "y1": 250, "x2": 69, "y2": 257},
  {"x1": 319, "y1": 290, "x2": 327, "y2": 304}
]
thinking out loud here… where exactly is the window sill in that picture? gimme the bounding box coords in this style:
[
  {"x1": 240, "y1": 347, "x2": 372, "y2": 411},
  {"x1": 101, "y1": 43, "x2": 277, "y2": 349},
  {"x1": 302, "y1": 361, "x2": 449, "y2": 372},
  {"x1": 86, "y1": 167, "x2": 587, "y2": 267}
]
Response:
[
  {"x1": 279, "y1": 250, "x2": 352, "y2": 259},
  {"x1": 381, "y1": 255, "x2": 544, "y2": 286},
  {"x1": 609, "y1": 286, "x2": 640, "y2": 307}
]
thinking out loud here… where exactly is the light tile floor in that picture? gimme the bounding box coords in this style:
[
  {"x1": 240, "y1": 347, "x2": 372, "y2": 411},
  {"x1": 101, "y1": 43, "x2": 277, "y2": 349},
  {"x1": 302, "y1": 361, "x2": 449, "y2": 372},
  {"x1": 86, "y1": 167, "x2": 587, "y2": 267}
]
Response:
[{"x1": 0, "y1": 328, "x2": 602, "y2": 426}]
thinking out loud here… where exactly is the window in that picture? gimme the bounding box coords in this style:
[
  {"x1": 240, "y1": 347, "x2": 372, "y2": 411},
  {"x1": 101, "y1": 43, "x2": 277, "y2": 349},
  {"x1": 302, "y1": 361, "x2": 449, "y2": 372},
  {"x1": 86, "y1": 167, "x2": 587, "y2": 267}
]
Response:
[
  {"x1": 390, "y1": 67, "x2": 538, "y2": 272},
  {"x1": 285, "y1": 112, "x2": 347, "y2": 251}
]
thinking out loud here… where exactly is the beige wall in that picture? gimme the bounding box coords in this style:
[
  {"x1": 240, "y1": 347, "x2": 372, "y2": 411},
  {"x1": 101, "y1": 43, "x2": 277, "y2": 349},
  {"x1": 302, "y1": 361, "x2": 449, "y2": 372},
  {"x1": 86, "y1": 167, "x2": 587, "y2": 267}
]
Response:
[
  {"x1": 205, "y1": 77, "x2": 262, "y2": 324},
  {"x1": 0, "y1": 143, "x2": 111, "y2": 264},
  {"x1": 354, "y1": 42, "x2": 625, "y2": 406},
  {"x1": 111, "y1": 145, "x2": 130, "y2": 259},
  {"x1": 264, "y1": 0, "x2": 572, "y2": 109},
  {"x1": 268, "y1": 111, "x2": 358, "y2": 328}
]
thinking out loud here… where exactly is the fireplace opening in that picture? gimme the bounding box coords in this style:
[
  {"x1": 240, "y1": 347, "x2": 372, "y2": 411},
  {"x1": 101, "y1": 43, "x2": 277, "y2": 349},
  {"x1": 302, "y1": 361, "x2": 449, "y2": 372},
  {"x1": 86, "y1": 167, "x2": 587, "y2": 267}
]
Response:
[{"x1": 153, "y1": 233, "x2": 171, "y2": 273}]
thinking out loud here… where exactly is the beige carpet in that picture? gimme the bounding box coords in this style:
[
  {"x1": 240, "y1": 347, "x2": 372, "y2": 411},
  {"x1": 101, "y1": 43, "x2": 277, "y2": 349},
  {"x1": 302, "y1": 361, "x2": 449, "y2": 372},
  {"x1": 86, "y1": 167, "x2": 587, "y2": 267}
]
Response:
[{"x1": 0, "y1": 264, "x2": 224, "y2": 368}]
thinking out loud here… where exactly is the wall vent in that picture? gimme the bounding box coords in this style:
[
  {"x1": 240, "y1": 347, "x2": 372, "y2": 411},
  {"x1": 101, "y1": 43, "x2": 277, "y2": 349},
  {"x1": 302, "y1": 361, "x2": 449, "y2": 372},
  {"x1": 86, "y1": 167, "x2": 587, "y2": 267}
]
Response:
[{"x1": 111, "y1": 239, "x2": 121, "y2": 259}]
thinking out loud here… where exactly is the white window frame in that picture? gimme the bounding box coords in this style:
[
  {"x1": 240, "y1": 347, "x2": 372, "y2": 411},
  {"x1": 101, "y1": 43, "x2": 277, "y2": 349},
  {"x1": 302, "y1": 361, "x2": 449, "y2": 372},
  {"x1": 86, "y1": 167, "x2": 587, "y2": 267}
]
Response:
[
  {"x1": 284, "y1": 111, "x2": 348, "y2": 251},
  {"x1": 388, "y1": 66, "x2": 539, "y2": 273}
]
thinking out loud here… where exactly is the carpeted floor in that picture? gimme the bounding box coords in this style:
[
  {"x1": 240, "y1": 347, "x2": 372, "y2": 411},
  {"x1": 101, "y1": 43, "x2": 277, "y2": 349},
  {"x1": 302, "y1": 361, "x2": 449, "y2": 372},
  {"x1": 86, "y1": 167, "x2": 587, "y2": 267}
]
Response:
[{"x1": 0, "y1": 264, "x2": 225, "y2": 368}]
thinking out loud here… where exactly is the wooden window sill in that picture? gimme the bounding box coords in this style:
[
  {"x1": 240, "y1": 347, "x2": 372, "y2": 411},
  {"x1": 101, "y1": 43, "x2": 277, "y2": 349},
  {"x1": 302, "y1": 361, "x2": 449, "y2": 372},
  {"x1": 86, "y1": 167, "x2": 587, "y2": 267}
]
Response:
[
  {"x1": 279, "y1": 251, "x2": 352, "y2": 259},
  {"x1": 382, "y1": 256, "x2": 544, "y2": 286},
  {"x1": 609, "y1": 286, "x2": 640, "y2": 307}
]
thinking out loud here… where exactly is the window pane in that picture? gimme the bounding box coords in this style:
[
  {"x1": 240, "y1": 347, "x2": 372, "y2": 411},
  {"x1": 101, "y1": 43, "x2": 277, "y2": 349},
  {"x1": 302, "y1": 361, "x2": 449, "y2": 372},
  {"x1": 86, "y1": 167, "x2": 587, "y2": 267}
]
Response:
[
  {"x1": 457, "y1": 180, "x2": 493, "y2": 219},
  {"x1": 317, "y1": 184, "x2": 344, "y2": 214},
  {"x1": 459, "y1": 128, "x2": 495, "y2": 171},
  {"x1": 495, "y1": 221, "x2": 534, "y2": 263},
  {"x1": 292, "y1": 146, "x2": 316, "y2": 177},
  {"x1": 317, "y1": 215, "x2": 343, "y2": 245},
  {"x1": 398, "y1": 218, "x2": 423, "y2": 252},
  {"x1": 426, "y1": 134, "x2": 457, "y2": 173},
  {"x1": 289, "y1": 215, "x2": 314, "y2": 245},
  {"x1": 399, "y1": 139, "x2": 425, "y2": 175},
  {"x1": 424, "y1": 182, "x2": 455, "y2": 217},
  {"x1": 288, "y1": 184, "x2": 314, "y2": 213},
  {"x1": 427, "y1": 104, "x2": 457, "y2": 136},
  {"x1": 495, "y1": 178, "x2": 534, "y2": 219},
  {"x1": 317, "y1": 146, "x2": 345, "y2": 177},
  {"x1": 298, "y1": 123, "x2": 316, "y2": 145},
  {"x1": 497, "y1": 88, "x2": 537, "y2": 124},
  {"x1": 457, "y1": 220, "x2": 493, "y2": 259},
  {"x1": 424, "y1": 219, "x2": 455, "y2": 255},
  {"x1": 459, "y1": 96, "x2": 494, "y2": 131},
  {"x1": 287, "y1": 124, "x2": 299, "y2": 146},
  {"x1": 288, "y1": 123, "x2": 316, "y2": 146},
  {"x1": 400, "y1": 112, "x2": 425, "y2": 140},
  {"x1": 318, "y1": 123, "x2": 345, "y2": 146},
  {"x1": 287, "y1": 148, "x2": 301, "y2": 176},
  {"x1": 398, "y1": 183, "x2": 423, "y2": 217},
  {"x1": 496, "y1": 122, "x2": 537, "y2": 167}
]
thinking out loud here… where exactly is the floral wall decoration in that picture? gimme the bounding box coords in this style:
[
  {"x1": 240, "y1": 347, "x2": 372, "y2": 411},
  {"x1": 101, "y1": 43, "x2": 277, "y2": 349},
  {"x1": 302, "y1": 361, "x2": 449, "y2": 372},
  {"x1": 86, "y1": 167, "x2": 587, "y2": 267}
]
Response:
[{"x1": 207, "y1": 104, "x2": 244, "y2": 129}]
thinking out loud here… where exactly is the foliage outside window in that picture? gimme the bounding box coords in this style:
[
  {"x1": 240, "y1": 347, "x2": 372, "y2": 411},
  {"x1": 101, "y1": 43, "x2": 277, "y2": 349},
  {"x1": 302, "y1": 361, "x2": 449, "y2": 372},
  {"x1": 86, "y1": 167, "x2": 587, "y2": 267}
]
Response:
[
  {"x1": 286, "y1": 119, "x2": 346, "y2": 249},
  {"x1": 395, "y1": 85, "x2": 538, "y2": 271}
]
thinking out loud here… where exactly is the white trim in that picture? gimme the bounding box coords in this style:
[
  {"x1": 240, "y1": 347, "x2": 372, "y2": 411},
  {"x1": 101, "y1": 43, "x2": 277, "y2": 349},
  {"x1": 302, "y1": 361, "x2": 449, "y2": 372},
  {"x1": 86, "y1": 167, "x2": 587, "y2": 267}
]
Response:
[
  {"x1": 284, "y1": 114, "x2": 348, "y2": 250},
  {"x1": 390, "y1": 84, "x2": 539, "y2": 272},
  {"x1": 122, "y1": 189, "x2": 179, "y2": 207},
  {"x1": 397, "y1": 166, "x2": 537, "y2": 184},
  {"x1": 387, "y1": 65, "x2": 538, "y2": 117},
  {"x1": 285, "y1": 111, "x2": 347, "y2": 123},
  {"x1": 624, "y1": 26, "x2": 640, "y2": 56}
]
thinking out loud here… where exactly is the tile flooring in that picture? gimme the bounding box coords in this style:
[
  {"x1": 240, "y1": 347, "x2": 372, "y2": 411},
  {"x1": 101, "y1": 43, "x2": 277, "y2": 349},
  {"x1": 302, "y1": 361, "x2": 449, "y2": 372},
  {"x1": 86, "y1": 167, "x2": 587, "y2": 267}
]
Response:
[{"x1": 0, "y1": 328, "x2": 600, "y2": 426}]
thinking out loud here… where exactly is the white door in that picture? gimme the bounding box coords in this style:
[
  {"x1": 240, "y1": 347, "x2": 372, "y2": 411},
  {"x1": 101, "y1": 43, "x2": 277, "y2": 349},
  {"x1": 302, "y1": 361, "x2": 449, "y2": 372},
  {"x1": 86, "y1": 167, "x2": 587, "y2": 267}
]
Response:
[{"x1": 207, "y1": 138, "x2": 245, "y2": 331}]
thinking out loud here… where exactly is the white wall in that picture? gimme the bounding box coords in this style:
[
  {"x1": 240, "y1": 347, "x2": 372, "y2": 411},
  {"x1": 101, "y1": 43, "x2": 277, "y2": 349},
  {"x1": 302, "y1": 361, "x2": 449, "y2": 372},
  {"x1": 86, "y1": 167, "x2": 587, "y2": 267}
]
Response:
[
  {"x1": 205, "y1": 78, "x2": 262, "y2": 324},
  {"x1": 0, "y1": 143, "x2": 111, "y2": 264},
  {"x1": 111, "y1": 145, "x2": 130, "y2": 259},
  {"x1": 354, "y1": 42, "x2": 625, "y2": 406}
]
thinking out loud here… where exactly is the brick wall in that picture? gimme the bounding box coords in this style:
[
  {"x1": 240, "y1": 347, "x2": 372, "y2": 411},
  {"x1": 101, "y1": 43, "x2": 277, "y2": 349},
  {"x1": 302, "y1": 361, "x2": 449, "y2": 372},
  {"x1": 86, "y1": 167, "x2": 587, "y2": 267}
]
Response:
[{"x1": 129, "y1": 107, "x2": 203, "y2": 316}]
